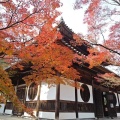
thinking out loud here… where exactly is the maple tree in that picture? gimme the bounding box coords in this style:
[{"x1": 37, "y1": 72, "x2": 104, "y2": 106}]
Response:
[
  {"x1": 74, "y1": 0, "x2": 120, "y2": 86},
  {"x1": 0, "y1": 0, "x2": 81, "y2": 116},
  {"x1": 0, "y1": 66, "x2": 33, "y2": 116},
  {"x1": 0, "y1": 0, "x2": 119, "y2": 116},
  {"x1": 95, "y1": 73, "x2": 120, "y2": 87},
  {"x1": 74, "y1": 0, "x2": 120, "y2": 66}
]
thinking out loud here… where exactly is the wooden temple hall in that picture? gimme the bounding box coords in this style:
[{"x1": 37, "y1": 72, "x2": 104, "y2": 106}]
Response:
[{"x1": 0, "y1": 20, "x2": 120, "y2": 119}]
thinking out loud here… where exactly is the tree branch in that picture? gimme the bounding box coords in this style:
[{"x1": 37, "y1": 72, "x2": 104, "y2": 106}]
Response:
[
  {"x1": 91, "y1": 43, "x2": 120, "y2": 56},
  {"x1": 104, "y1": 0, "x2": 120, "y2": 6},
  {"x1": 112, "y1": 0, "x2": 120, "y2": 6},
  {"x1": 0, "y1": 0, "x2": 10, "y2": 4},
  {"x1": 0, "y1": 5, "x2": 45, "y2": 31}
]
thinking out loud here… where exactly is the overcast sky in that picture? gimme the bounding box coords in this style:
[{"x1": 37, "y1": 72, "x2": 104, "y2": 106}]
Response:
[
  {"x1": 59, "y1": 0, "x2": 120, "y2": 75},
  {"x1": 59, "y1": 0, "x2": 88, "y2": 35}
]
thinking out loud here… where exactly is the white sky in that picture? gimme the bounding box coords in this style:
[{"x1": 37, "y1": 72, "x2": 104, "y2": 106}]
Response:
[
  {"x1": 59, "y1": 0, "x2": 88, "y2": 35},
  {"x1": 59, "y1": 0, "x2": 120, "y2": 76}
]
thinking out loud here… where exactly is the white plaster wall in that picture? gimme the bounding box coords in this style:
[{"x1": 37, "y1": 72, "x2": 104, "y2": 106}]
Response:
[
  {"x1": 40, "y1": 83, "x2": 56, "y2": 100},
  {"x1": 24, "y1": 112, "x2": 31, "y2": 117},
  {"x1": 115, "y1": 93, "x2": 119, "y2": 106},
  {"x1": 39, "y1": 111, "x2": 55, "y2": 119},
  {"x1": 78, "y1": 113, "x2": 95, "y2": 118},
  {"x1": 0, "y1": 104, "x2": 5, "y2": 113},
  {"x1": 118, "y1": 94, "x2": 120, "y2": 104},
  {"x1": 5, "y1": 109, "x2": 12, "y2": 114},
  {"x1": 117, "y1": 113, "x2": 120, "y2": 117},
  {"x1": 60, "y1": 84, "x2": 75, "y2": 101},
  {"x1": 77, "y1": 87, "x2": 83, "y2": 102},
  {"x1": 77, "y1": 83, "x2": 93, "y2": 103},
  {"x1": 26, "y1": 83, "x2": 56, "y2": 101},
  {"x1": 24, "y1": 111, "x2": 55, "y2": 119},
  {"x1": 24, "y1": 111, "x2": 36, "y2": 117},
  {"x1": 59, "y1": 112, "x2": 76, "y2": 119}
]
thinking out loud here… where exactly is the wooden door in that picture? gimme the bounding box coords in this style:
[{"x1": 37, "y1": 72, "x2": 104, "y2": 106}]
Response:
[
  {"x1": 13, "y1": 86, "x2": 26, "y2": 116},
  {"x1": 93, "y1": 88, "x2": 104, "y2": 118},
  {"x1": 102, "y1": 92, "x2": 109, "y2": 117},
  {"x1": 106, "y1": 92, "x2": 117, "y2": 118}
]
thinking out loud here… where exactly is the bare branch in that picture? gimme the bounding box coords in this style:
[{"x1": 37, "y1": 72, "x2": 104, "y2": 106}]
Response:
[
  {"x1": 0, "y1": 12, "x2": 36, "y2": 30},
  {"x1": 112, "y1": 0, "x2": 120, "y2": 6},
  {"x1": 0, "y1": 0, "x2": 10, "y2": 4},
  {"x1": 0, "y1": 3, "x2": 46, "y2": 31},
  {"x1": 99, "y1": 29, "x2": 105, "y2": 43},
  {"x1": 7, "y1": 2, "x2": 22, "y2": 27},
  {"x1": 91, "y1": 43, "x2": 120, "y2": 56},
  {"x1": 104, "y1": 0, "x2": 120, "y2": 6}
]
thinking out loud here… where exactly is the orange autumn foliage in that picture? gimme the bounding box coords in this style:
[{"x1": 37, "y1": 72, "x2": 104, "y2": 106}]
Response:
[
  {"x1": 95, "y1": 73, "x2": 120, "y2": 87},
  {"x1": 73, "y1": 0, "x2": 120, "y2": 87},
  {"x1": 85, "y1": 48, "x2": 109, "y2": 68},
  {"x1": 74, "y1": 0, "x2": 120, "y2": 67},
  {"x1": 0, "y1": 66, "x2": 34, "y2": 116},
  {"x1": 0, "y1": 0, "x2": 81, "y2": 115}
]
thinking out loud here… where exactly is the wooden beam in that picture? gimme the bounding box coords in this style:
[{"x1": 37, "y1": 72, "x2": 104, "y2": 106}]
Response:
[
  {"x1": 36, "y1": 83, "x2": 41, "y2": 119},
  {"x1": 55, "y1": 84, "x2": 60, "y2": 120},
  {"x1": 75, "y1": 81, "x2": 78, "y2": 118},
  {"x1": 3, "y1": 100, "x2": 7, "y2": 114},
  {"x1": 92, "y1": 76, "x2": 97, "y2": 118},
  {"x1": 12, "y1": 78, "x2": 19, "y2": 115}
]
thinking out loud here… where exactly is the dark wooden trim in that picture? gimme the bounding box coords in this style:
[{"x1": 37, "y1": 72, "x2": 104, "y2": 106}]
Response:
[
  {"x1": 75, "y1": 81, "x2": 78, "y2": 118},
  {"x1": 25, "y1": 99, "x2": 94, "y2": 113},
  {"x1": 93, "y1": 83, "x2": 109, "y2": 92},
  {"x1": 92, "y1": 76, "x2": 96, "y2": 117},
  {"x1": 93, "y1": 88, "x2": 104, "y2": 118},
  {"x1": 77, "y1": 102, "x2": 94, "y2": 112},
  {"x1": 3, "y1": 100, "x2": 7, "y2": 113},
  {"x1": 25, "y1": 101, "x2": 37, "y2": 110},
  {"x1": 116, "y1": 106, "x2": 120, "y2": 113},
  {"x1": 59, "y1": 100, "x2": 75, "y2": 112},
  {"x1": 36, "y1": 83, "x2": 41, "y2": 118},
  {"x1": 12, "y1": 79, "x2": 19, "y2": 115},
  {"x1": 59, "y1": 100, "x2": 94, "y2": 112},
  {"x1": 55, "y1": 84, "x2": 60, "y2": 119},
  {"x1": 26, "y1": 100, "x2": 37, "y2": 103},
  {"x1": 13, "y1": 85, "x2": 26, "y2": 116},
  {"x1": 23, "y1": 86, "x2": 28, "y2": 106},
  {"x1": 5, "y1": 102, "x2": 13, "y2": 109}
]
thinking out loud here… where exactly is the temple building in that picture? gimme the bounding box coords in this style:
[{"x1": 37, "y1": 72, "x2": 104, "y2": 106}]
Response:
[{"x1": 0, "y1": 20, "x2": 120, "y2": 119}]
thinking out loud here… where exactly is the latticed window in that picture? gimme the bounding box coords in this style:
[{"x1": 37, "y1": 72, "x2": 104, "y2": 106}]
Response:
[
  {"x1": 6, "y1": 102, "x2": 13, "y2": 109},
  {"x1": 80, "y1": 84, "x2": 90, "y2": 102},
  {"x1": 17, "y1": 87, "x2": 25, "y2": 100},
  {"x1": 28, "y1": 83, "x2": 38, "y2": 100},
  {"x1": 25, "y1": 102, "x2": 37, "y2": 109}
]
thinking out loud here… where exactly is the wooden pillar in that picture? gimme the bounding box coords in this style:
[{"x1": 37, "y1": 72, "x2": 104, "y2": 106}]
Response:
[
  {"x1": 75, "y1": 80, "x2": 78, "y2": 118},
  {"x1": 12, "y1": 77, "x2": 19, "y2": 115},
  {"x1": 36, "y1": 83, "x2": 41, "y2": 119},
  {"x1": 3, "y1": 99, "x2": 7, "y2": 114},
  {"x1": 23, "y1": 86, "x2": 27, "y2": 104},
  {"x1": 55, "y1": 84, "x2": 60, "y2": 120},
  {"x1": 91, "y1": 75, "x2": 97, "y2": 118}
]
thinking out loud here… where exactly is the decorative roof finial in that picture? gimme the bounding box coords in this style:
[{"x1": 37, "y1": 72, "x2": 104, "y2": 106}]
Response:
[{"x1": 60, "y1": 17, "x2": 65, "y2": 23}]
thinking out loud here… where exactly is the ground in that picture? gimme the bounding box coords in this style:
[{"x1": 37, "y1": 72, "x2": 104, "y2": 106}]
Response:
[
  {"x1": 0, "y1": 114, "x2": 33, "y2": 120},
  {"x1": 0, "y1": 114, "x2": 120, "y2": 120}
]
